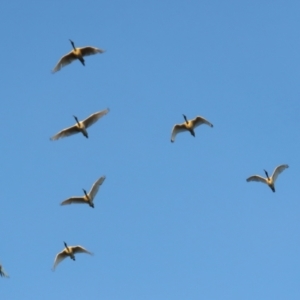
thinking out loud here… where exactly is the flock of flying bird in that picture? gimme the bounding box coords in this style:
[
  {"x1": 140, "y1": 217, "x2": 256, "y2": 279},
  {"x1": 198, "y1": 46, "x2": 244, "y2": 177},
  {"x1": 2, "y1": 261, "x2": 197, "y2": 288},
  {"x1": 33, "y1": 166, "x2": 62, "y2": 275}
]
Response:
[{"x1": 0, "y1": 39, "x2": 289, "y2": 278}]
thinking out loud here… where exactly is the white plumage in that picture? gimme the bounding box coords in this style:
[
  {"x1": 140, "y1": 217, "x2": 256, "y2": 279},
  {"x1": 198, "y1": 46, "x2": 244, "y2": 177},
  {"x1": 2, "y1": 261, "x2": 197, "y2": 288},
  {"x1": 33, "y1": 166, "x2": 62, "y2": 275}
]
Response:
[
  {"x1": 50, "y1": 109, "x2": 109, "y2": 140},
  {"x1": 52, "y1": 39, "x2": 105, "y2": 73},
  {"x1": 246, "y1": 164, "x2": 289, "y2": 192},
  {"x1": 52, "y1": 242, "x2": 93, "y2": 271},
  {"x1": 61, "y1": 176, "x2": 106, "y2": 208},
  {"x1": 171, "y1": 114, "x2": 213, "y2": 142}
]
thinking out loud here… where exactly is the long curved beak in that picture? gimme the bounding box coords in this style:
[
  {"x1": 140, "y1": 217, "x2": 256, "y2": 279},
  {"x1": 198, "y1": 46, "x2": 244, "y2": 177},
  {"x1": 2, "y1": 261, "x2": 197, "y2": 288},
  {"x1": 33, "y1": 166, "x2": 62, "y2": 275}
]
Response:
[
  {"x1": 69, "y1": 39, "x2": 75, "y2": 49},
  {"x1": 73, "y1": 115, "x2": 80, "y2": 124},
  {"x1": 182, "y1": 114, "x2": 188, "y2": 123}
]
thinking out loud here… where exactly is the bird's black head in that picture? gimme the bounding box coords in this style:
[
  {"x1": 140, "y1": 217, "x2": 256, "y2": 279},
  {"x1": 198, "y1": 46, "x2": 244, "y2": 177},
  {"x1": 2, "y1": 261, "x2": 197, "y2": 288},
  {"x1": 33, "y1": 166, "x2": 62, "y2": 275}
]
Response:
[
  {"x1": 90, "y1": 203, "x2": 94, "y2": 208},
  {"x1": 69, "y1": 39, "x2": 75, "y2": 48},
  {"x1": 182, "y1": 114, "x2": 188, "y2": 123},
  {"x1": 73, "y1": 115, "x2": 79, "y2": 124}
]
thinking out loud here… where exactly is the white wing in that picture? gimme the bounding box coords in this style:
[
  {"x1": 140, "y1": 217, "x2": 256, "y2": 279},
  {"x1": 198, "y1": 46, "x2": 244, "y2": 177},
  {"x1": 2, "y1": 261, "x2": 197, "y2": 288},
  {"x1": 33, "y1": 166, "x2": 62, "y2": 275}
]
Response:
[
  {"x1": 60, "y1": 197, "x2": 86, "y2": 205},
  {"x1": 88, "y1": 176, "x2": 106, "y2": 200},
  {"x1": 82, "y1": 109, "x2": 110, "y2": 129},
  {"x1": 52, "y1": 251, "x2": 68, "y2": 270},
  {"x1": 52, "y1": 51, "x2": 77, "y2": 73},
  {"x1": 271, "y1": 164, "x2": 289, "y2": 183},
  {"x1": 171, "y1": 123, "x2": 187, "y2": 142},
  {"x1": 50, "y1": 124, "x2": 79, "y2": 141},
  {"x1": 71, "y1": 245, "x2": 93, "y2": 255},
  {"x1": 192, "y1": 116, "x2": 213, "y2": 128},
  {"x1": 246, "y1": 175, "x2": 267, "y2": 184},
  {"x1": 80, "y1": 46, "x2": 105, "y2": 56}
]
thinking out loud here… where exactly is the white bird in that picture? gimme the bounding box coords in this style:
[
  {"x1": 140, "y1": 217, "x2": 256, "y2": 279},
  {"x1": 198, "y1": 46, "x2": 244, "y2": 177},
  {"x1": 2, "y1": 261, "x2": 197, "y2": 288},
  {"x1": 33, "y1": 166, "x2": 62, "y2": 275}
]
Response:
[
  {"x1": 0, "y1": 263, "x2": 9, "y2": 278},
  {"x1": 61, "y1": 176, "x2": 106, "y2": 208},
  {"x1": 52, "y1": 242, "x2": 93, "y2": 271},
  {"x1": 50, "y1": 109, "x2": 109, "y2": 140},
  {"x1": 171, "y1": 114, "x2": 213, "y2": 142},
  {"x1": 52, "y1": 39, "x2": 105, "y2": 73},
  {"x1": 246, "y1": 164, "x2": 289, "y2": 192}
]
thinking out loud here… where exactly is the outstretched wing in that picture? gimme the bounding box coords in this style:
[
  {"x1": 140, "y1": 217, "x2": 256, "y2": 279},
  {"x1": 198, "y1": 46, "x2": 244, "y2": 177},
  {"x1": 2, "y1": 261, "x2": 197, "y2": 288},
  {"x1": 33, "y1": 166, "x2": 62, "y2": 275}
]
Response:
[
  {"x1": 171, "y1": 123, "x2": 187, "y2": 142},
  {"x1": 60, "y1": 197, "x2": 86, "y2": 205},
  {"x1": 52, "y1": 51, "x2": 77, "y2": 73},
  {"x1": 52, "y1": 251, "x2": 68, "y2": 271},
  {"x1": 88, "y1": 176, "x2": 106, "y2": 200},
  {"x1": 50, "y1": 124, "x2": 79, "y2": 141},
  {"x1": 80, "y1": 46, "x2": 105, "y2": 57},
  {"x1": 246, "y1": 175, "x2": 267, "y2": 184},
  {"x1": 82, "y1": 109, "x2": 110, "y2": 129},
  {"x1": 71, "y1": 245, "x2": 93, "y2": 255},
  {"x1": 271, "y1": 164, "x2": 289, "y2": 183},
  {"x1": 192, "y1": 116, "x2": 213, "y2": 128}
]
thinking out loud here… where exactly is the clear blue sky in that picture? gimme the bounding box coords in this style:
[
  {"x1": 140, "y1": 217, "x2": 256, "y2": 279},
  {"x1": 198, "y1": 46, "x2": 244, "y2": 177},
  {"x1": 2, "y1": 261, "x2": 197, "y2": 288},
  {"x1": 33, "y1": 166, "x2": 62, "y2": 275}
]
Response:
[{"x1": 1, "y1": 1, "x2": 300, "y2": 299}]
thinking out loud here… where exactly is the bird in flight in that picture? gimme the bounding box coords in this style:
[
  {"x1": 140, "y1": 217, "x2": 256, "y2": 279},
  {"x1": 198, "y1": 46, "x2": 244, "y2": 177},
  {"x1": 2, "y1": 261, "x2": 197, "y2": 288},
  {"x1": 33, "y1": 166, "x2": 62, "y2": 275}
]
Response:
[
  {"x1": 171, "y1": 114, "x2": 213, "y2": 142},
  {"x1": 0, "y1": 263, "x2": 9, "y2": 278},
  {"x1": 246, "y1": 164, "x2": 289, "y2": 192},
  {"x1": 52, "y1": 39, "x2": 105, "y2": 73},
  {"x1": 50, "y1": 109, "x2": 109, "y2": 140},
  {"x1": 52, "y1": 242, "x2": 93, "y2": 271},
  {"x1": 61, "y1": 176, "x2": 106, "y2": 208}
]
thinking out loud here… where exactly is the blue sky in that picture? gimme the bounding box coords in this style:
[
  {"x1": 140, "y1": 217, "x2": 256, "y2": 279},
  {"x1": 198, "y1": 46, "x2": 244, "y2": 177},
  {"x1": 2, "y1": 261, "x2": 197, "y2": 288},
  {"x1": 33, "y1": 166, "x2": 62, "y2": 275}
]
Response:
[{"x1": 1, "y1": 1, "x2": 300, "y2": 299}]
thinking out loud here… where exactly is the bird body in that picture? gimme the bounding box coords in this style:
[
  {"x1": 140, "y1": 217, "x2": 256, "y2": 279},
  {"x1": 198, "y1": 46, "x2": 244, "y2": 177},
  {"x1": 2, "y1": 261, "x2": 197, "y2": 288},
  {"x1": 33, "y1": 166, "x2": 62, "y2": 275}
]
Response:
[
  {"x1": 52, "y1": 39, "x2": 105, "y2": 73},
  {"x1": 171, "y1": 114, "x2": 213, "y2": 142},
  {"x1": 246, "y1": 164, "x2": 289, "y2": 192},
  {"x1": 181, "y1": 119, "x2": 195, "y2": 134},
  {"x1": 74, "y1": 118, "x2": 89, "y2": 138},
  {"x1": 61, "y1": 176, "x2": 106, "y2": 208},
  {"x1": 52, "y1": 242, "x2": 93, "y2": 270},
  {"x1": 73, "y1": 47, "x2": 84, "y2": 59},
  {"x1": 50, "y1": 109, "x2": 109, "y2": 141}
]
